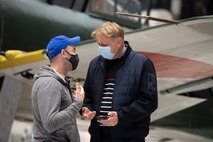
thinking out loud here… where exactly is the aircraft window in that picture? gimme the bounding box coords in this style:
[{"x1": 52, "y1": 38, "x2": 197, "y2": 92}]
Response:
[
  {"x1": 90, "y1": 0, "x2": 142, "y2": 15},
  {"x1": 46, "y1": 0, "x2": 89, "y2": 12},
  {"x1": 90, "y1": 0, "x2": 114, "y2": 15},
  {"x1": 117, "y1": 0, "x2": 142, "y2": 13},
  {"x1": 46, "y1": 0, "x2": 74, "y2": 9},
  {"x1": 89, "y1": 0, "x2": 142, "y2": 29}
]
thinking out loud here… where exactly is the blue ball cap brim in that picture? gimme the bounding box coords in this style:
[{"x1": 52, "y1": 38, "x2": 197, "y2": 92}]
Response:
[
  {"x1": 46, "y1": 35, "x2": 80, "y2": 60},
  {"x1": 68, "y1": 36, "x2": 80, "y2": 45}
]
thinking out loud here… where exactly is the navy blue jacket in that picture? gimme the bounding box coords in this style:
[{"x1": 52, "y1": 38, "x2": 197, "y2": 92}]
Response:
[{"x1": 83, "y1": 41, "x2": 158, "y2": 142}]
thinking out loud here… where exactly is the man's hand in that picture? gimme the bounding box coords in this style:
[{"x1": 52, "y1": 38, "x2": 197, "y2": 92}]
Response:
[
  {"x1": 82, "y1": 107, "x2": 96, "y2": 120},
  {"x1": 73, "y1": 82, "x2": 85, "y2": 102},
  {"x1": 97, "y1": 111, "x2": 118, "y2": 126}
]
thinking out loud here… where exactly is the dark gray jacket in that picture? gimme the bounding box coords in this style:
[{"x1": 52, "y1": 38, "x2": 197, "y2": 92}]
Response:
[{"x1": 31, "y1": 65, "x2": 82, "y2": 142}]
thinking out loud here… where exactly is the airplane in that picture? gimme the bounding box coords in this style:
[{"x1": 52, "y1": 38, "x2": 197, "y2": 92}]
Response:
[
  {"x1": 0, "y1": 0, "x2": 145, "y2": 53},
  {"x1": 1, "y1": 0, "x2": 212, "y2": 54},
  {"x1": 0, "y1": 0, "x2": 180, "y2": 70},
  {"x1": 1, "y1": 0, "x2": 188, "y2": 54},
  {"x1": 0, "y1": 0, "x2": 155, "y2": 69},
  {"x1": 1, "y1": 15, "x2": 213, "y2": 142}
]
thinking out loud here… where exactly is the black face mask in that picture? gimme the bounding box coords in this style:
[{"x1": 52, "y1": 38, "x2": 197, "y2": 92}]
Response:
[{"x1": 66, "y1": 54, "x2": 79, "y2": 71}]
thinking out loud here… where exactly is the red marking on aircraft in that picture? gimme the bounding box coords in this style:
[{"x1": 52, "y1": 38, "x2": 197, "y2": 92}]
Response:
[{"x1": 138, "y1": 52, "x2": 213, "y2": 78}]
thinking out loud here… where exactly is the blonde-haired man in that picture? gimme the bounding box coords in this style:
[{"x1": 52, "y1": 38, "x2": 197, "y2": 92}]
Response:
[{"x1": 81, "y1": 22, "x2": 158, "y2": 142}]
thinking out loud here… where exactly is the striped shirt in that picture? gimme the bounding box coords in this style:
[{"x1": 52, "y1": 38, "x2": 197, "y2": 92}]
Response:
[
  {"x1": 99, "y1": 78, "x2": 115, "y2": 122},
  {"x1": 99, "y1": 50, "x2": 125, "y2": 127}
]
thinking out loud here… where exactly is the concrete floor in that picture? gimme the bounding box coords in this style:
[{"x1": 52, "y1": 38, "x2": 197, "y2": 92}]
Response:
[{"x1": 9, "y1": 118, "x2": 213, "y2": 142}]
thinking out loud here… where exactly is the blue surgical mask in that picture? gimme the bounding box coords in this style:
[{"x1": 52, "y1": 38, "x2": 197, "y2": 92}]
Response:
[{"x1": 98, "y1": 45, "x2": 114, "y2": 60}]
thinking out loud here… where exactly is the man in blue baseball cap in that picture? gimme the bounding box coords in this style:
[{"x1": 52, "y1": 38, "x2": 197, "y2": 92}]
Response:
[
  {"x1": 45, "y1": 35, "x2": 80, "y2": 70},
  {"x1": 46, "y1": 35, "x2": 80, "y2": 60},
  {"x1": 31, "y1": 35, "x2": 85, "y2": 142}
]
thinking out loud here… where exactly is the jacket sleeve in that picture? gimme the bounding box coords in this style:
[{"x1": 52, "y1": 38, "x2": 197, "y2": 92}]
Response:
[
  {"x1": 37, "y1": 79, "x2": 83, "y2": 133},
  {"x1": 80, "y1": 61, "x2": 94, "y2": 113},
  {"x1": 118, "y1": 58, "x2": 158, "y2": 124}
]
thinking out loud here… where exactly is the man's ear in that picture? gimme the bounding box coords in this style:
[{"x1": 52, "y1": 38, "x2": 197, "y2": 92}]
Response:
[
  {"x1": 60, "y1": 49, "x2": 68, "y2": 60},
  {"x1": 117, "y1": 37, "x2": 123, "y2": 46},
  {"x1": 61, "y1": 49, "x2": 66, "y2": 56}
]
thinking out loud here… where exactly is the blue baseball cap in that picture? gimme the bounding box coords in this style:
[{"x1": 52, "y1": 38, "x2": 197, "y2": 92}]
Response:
[{"x1": 45, "y1": 35, "x2": 80, "y2": 60}]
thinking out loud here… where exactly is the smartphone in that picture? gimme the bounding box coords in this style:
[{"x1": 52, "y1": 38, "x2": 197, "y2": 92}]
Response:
[{"x1": 96, "y1": 115, "x2": 109, "y2": 120}]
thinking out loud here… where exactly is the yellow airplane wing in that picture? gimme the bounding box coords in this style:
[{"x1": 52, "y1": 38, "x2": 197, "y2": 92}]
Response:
[{"x1": 0, "y1": 50, "x2": 45, "y2": 69}]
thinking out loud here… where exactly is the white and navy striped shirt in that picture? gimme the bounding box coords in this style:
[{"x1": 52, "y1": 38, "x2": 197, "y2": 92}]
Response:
[{"x1": 99, "y1": 78, "x2": 115, "y2": 120}]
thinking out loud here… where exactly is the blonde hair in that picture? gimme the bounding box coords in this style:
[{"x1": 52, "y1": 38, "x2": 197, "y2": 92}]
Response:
[{"x1": 91, "y1": 22, "x2": 124, "y2": 39}]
